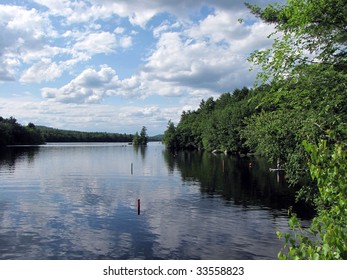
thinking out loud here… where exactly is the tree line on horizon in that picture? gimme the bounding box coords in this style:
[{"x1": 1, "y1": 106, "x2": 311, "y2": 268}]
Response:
[
  {"x1": 163, "y1": 0, "x2": 346, "y2": 259},
  {"x1": 0, "y1": 117, "x2": 162, "y2": 147},
  {"x1": 38, "y1": 125, "x2": 133, "y2": 143},
  {"x1": 0, "y1": 117, "x2": 134, "y2": 146}
]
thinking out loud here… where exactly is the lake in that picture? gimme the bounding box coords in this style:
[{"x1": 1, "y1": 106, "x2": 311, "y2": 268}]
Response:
[{"x1": 0, "y1": 142, "x2": 295, "y2": 260}]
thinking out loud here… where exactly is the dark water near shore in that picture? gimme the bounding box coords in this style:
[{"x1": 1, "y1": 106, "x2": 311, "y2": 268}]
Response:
[{"x1": 0, "y1": 142, "x2": 295, "y2": 259}]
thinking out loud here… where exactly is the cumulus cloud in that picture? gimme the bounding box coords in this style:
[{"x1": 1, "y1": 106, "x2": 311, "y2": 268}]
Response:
[
  {"x1": 119, "y1": 36, "x2": 133, "y2": 49},
  {"x1": 33, "y1": 0, "x2": 96, "y2": 24},
  {"x1": 33, "y1": 0, "x2": 156, "y2": 27},
  {"x1": 0, "y1": 96, "x2": 174, "y2": 134},
  {"x1": 38, "y1": 2, "x2": 275, "y2": 105},
  {"x1": 20, "y1": 59, "x2": 62, "y2": 83},
  {"x1": 1, "y1": 0, "x2": 277, "y2": 86},
  {"x1": 33, "y1": 0, "x2": 281, "y2": 28},
  {"x1": 40, "y1": 64, "x2": 146, "y2": 103},
  {"x1": 0, "y1": 57, "x2": 19, "y2": 81},
  {"x1": 0, "y1": 4, "x2": 54, "y2": 81},
  {"x1": 0, "y1": 2, "x2": 136, "y2": 84},
  {"x1": 1, "y1": 0, "x2": 285, "y2": 133},
  {"x1": 41, "y1": 65, "x2": 118, "y2": 103},
  {"x1": 131, "y1": 9, "x2": 274, "y2": 98},
  {"x1": 73, "y1": 32, "x2": 117, "y2": 54}
]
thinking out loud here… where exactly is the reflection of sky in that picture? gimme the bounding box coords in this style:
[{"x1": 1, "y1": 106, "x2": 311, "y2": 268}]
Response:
[{"x1": 0, "y1": 143, "x2": 289, "y2": 259}]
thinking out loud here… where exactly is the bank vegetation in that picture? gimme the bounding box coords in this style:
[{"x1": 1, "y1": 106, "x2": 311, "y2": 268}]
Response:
[{"x1": 163, "y1": 0, "x2": 346, "y2": 259}]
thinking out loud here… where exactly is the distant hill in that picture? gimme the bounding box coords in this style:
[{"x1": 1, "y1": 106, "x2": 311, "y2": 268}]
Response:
[
  {"x1": 149, "y1": 134, "x2": 164, "y2": 142},
  {"x1": 1, "y1": 116, "x2": 162, "y2": 146},
  {"x1": 36, "y1": 126, "x2": 133, "y2": 143}
]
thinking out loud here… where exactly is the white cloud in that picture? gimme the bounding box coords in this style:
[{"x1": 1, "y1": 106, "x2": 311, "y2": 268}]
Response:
[
  {"x1": 33, "y1": 0, "x2": 157, "y2": 27},
  {"x1": 0, "y1": 3, "x2": 134, "y2": 84},
  {"x1": 0, "y1": 96, "x2": 175, "y2": 134},
  {"x1": 41, "y1": 65, "x2": 119, "y2": 103},
  {"x1": 20, "y1": 59, "x2": 62, "y2": 83},
  {"x1": 33, "y1": 0, "x2": 280, "y2": 28},
  {"x1": 2, "y1": 5, "x2": 55, "y2": 38},
  {"x1": 119, "y1": 36, "x2": 133, "y2": 49},
  {"x1": 73, "y1": 32, "x2": 117, "y2": 54},
  {"x1": 1, "y1": 0, "x2": 277, "y2": 85},
  {"x1": 0, "y1": 56, "x2": 19, "y2": 81},
  {"x1": 1, "y1": 0, "x2": 285, "y2": 134},
  {"x1": 33, "y1": 0, "x2": 94, "y2": 23},
  {"x1": 114, "y1": 27, "x2": 125, "y2": 34},
  {"x1": 40, "y1": 63, "x2": 152, "y2": 104},
  {"x1": 133, "y1": 10, "x2": 274, "y2": 97},
  {"x1": 38, "y1": 4, "x2": 275, "y2": 105},
  {"x1": 0, "y1": 4, "x2": 55, "y2": 81}
]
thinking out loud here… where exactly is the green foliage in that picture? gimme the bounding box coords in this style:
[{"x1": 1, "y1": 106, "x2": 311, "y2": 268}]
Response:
[
  {"x1": 277, "y1": 137, "x2": 347, "y2": 259},
  {"x1": 132, "y1": 132, "x2": 140, "y2": 145},
  {"x1": 0, "y1": 116, "x2": 44, "y2": 146},
  {"x1": 162, "y1": 87, "x2": 259, "y2": 152},
  {"x1": 163, "y1": 0, "x2": 347, "y2": 259},
  {"x1": 133, "y1": 126, "x2": 148, "y2": 145},
  {"x1": 247, "y1": 0, "x2": 347, "y2": 83},
  {"x1": 37, "y1": 126, "x2": 133, "y2": 142},
  {"x1": 242, "y1": 63, "x2": 347, "y2": 185},
  {"x1": 139, "y1": 126, "x2": 149, "y2": 145},
  {"x1": 243, "y1": 0, "x2": 347, "y2": 187},
  {"x1": 163, "y1": 121, "x2": 180, "y2": 149},
  {"x1": 245, "y1": 0, "x2": 347, "y2": 259}
]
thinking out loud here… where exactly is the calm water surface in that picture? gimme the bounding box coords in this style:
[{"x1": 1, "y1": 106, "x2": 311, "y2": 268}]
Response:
[{"x1": 0, "y1": 143, "x2": 294, "y2": 259}]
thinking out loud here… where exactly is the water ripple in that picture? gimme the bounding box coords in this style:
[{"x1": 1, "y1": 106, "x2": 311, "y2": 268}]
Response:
[{"x1": 0, "y1": 143, "x2": 293, "y2": 259}]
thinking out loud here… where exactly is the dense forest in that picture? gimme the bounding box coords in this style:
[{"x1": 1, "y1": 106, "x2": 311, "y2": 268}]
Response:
[
  {"x1": 0, "y1": 117, "x2": 134, "y2": 146},
  {"x1": 163, "y1": 0, "x2": 346, "y2": 259},
  {"x1": 0, "y1": 117, "x2": 45, "y2": 146},
  {"x1": 163, "y1": 86, "x2": 265, "y2": 153},
  {"x1": 0, "y1": 117, "x2": 163, "y2": 146},
  {"x1": 37, "y1": 125, "x2": 133, "y2": 143}
]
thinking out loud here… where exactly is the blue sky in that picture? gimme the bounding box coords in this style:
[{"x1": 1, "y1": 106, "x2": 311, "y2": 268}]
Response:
[{"x1": 0, "y1": 0, "x2": 282, "y2": 135}]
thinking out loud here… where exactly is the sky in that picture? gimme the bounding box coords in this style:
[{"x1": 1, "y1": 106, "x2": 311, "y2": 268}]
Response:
[{"x1": 0, "y1": 0, "x2": 283, "y2": 135}]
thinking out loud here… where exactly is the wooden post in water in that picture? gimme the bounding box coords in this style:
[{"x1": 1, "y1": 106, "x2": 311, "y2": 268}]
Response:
[
  {"x1": 137, "y1": 198, "x2": 140, "y2": 215},
  {"x1": 131, "y1": 163, "x2": 133, "y2": 175}
]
